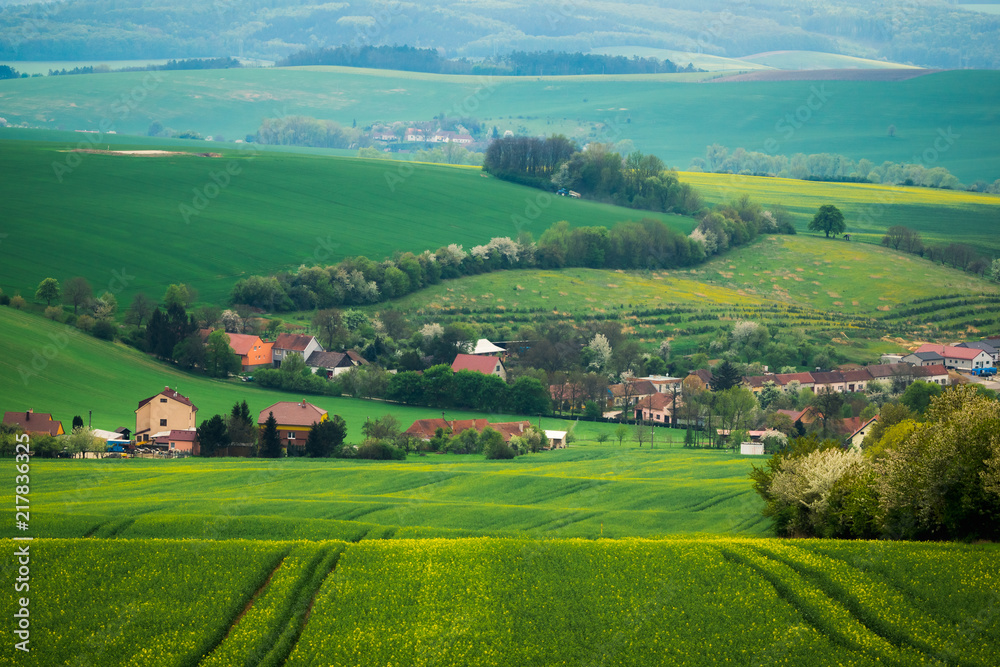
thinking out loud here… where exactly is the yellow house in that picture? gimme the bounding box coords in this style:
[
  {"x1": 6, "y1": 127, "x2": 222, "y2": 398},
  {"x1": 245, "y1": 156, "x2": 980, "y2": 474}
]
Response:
[
  {"x1": 258, "y1": 400, "x2": 328, "y2": 453},
  {"x1": 135, "y1": 386, "x2": 198, "y2": 443}
]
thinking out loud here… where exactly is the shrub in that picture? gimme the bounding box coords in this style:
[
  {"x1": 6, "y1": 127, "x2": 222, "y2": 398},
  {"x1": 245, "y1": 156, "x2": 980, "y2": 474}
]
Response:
[
  {"x1": 91, "y1": 320, "x2": 117, "y2": 340},
  {"x1": 356, "y1": 441, "x2": 406, "y2": 460}
]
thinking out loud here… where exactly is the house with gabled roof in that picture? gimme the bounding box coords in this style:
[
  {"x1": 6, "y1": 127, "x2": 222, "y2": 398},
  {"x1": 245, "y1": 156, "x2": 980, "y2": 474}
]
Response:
[
  {"x1": 452, "y1": 353, "x2": 506, "y2": 380},
  {"x1": 845, "y1": 415, "x2": 878, "y2": 449},
  {"x1": 199, "y1": 329, "x2": 272, "y2": 371},
  {"x1": 636, "y1": 392, "x2": 683, "y2": 426},
  {"x1": 135, "y1": 387, "x2": 198, "y2": 444},
  {"x1": 913, "y1": 344, "x2": 992, "y2": 371},
  {"x1": 306, "y1": 349, "x2": 369, "y2": 378},
  {"x1": 403, "y1": 418, "x2": 531, "y2": 443},
  {"x1": 901, "y1": 351, "x2": 945, "y2": 367},
  {"x1": 956, "y1": 340, "x2": 999, "y2": 365},
  {"x1": 2, "y1": 410, "x2": 64, "y2": 436},
  {"x1": 273, "y1": 333, "x2": 323, "y2": 368},
  {"x1": 258, "y1": 400, "x2": 328, "y2": 453}
]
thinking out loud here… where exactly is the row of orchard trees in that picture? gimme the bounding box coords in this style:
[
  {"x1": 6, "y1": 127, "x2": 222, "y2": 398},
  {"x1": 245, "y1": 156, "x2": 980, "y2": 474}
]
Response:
[{"x1": 751, "y1": 385, "x2": 1000, "y2": 541}]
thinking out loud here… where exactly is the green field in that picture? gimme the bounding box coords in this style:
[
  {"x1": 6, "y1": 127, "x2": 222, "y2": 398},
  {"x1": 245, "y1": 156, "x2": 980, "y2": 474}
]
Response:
[
  {"x1": 681, "y1": 171, "x2": 1000, "y2": 253},
  {"x1": 0, "y1": 136, "x2": 690, "y2": 305},
  {"x1": 348, "y1": 235, "x2": 1000, "y2": 360},
  {"x1": 1, "y1": 537, "x2": 996, "y2": 665},
  {"x1": 1, "y1": 68, "x2": 998, "y2": 182}
]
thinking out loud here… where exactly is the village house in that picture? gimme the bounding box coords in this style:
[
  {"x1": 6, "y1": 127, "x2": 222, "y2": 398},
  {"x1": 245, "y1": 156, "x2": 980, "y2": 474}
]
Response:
[
  {"x1": 845, "y1": 416, "x2": 879, "y2": 449},
  {"x1": 2, "y1": 409, "x2": 64, "y2": 436},
  {"x1": 152, "y1": 429, "x2": 199, "y2": 455},
  {"x1": 135, "y1": 387, "x2": 198, "y2": 444},
  {"x1": 199, "y1": 329, "x2": 273, "y2": 371},
  {"x1": 258, "y1": 400, "x2": 328, "y2": 453},
  {"x1": 306, "y1": 349, "x2": 370, "y2": 378},
  {"x1": 403, "y1": 418, "x2": 533, "y2": 443},
  {"x1": 636, "y1": 392, "x2": 682, "y2": 426},
  {"x1": 272, "y1": 333, "x2": 323, "y2": 368},
  {"x1": 607, "y1": 379, "x2": 657, "y2": 408},
  {"x1": 956, "y1": 340, "x2": 999, "y2": 365},
  {"x1": 452, "y1": 353, "x2": 506, "y2": 380},
  {"x1": 404, "y1": 128, "x2": 425, "y2": 142}
]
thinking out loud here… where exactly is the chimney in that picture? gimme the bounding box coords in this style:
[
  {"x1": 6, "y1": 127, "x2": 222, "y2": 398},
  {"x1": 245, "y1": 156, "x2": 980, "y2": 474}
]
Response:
[
  {"x1": 301, "y1": 400, "x2": 306, "y2": 408},
  {"x1": 26, "y1": 410, "x2": 31, "y2": 420}
]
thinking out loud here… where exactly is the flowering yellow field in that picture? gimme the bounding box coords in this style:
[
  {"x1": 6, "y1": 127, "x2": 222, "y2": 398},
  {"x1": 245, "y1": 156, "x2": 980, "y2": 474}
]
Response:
[{"x1": 5, "y1": 537, "x2": 995, "y2": 666}]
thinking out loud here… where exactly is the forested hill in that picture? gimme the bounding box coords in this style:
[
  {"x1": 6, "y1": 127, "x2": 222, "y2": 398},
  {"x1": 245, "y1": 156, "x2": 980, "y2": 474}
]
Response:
[{"x1": 0, "y1": 0, "x2": 998, "y2": 69}]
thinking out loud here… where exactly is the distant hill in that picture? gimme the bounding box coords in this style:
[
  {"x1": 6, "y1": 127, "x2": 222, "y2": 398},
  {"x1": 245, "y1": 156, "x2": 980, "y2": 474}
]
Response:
[
  {"x1": 740, "y1": 51, "x2": 922, "y2": 71},
  {"x1": 1, "y1": 68, "x2": 997, "y2": 184},
  {"x1": 0, "y1": 0, "x2": 998, "y2": 69}
]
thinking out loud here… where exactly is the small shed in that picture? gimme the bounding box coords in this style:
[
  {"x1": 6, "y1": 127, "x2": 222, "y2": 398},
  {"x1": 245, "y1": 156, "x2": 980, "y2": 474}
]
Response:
[
  {"x1": 740, "y1": 442, "x2": 764, "y2": 456},
  {"x1": 545, "y1": 430, "x2": 568, "y2": 448}
]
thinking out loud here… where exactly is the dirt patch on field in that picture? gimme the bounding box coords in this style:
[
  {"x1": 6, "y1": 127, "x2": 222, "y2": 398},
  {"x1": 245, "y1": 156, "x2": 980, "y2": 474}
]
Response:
[
  {"x1": 68, "y1": 149, "x2": 223, "y2": 157},
  {"x1": 709, "y1": 68, "x2": 939, "y2": 83}
]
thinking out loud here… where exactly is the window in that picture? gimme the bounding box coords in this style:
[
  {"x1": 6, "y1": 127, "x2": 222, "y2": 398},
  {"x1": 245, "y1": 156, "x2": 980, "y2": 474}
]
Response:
[
  {"x1": 160, "y1": 419, "x2": 167, "y2": 427},
  {"x1": 288, "y1": 431, "x2": 296, "y2": 440},
  {"x1": 160, "y1": 398, "x2": 167, "y2": 403}
]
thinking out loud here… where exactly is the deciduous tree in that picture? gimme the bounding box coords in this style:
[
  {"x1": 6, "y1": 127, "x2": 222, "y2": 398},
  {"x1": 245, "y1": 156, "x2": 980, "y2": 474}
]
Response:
[
  {"x1": 35, "y1": 277, "x2": 60, "y2": 306},
  {"x1": 808, "y1": 205, "x2": 846, "y2": 238}
]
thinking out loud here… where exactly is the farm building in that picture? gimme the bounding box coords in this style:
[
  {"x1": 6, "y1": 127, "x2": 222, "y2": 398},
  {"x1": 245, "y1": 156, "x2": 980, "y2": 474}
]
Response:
[
  {"x1": 404, "y1": 418, "x2": 532, "y2": 443},
  {"x1": 306, "y1": 349, "x2": 369, "y2": 378}
]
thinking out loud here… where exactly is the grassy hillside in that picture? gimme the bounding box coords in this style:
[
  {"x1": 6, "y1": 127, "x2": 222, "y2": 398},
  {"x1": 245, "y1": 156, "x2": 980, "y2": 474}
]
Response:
[
  {"x1": 679, "y1": 171, "x2": 1000, "y2": 253},
  {"x1": 0, "y1": 307, "x2": 616, "y2": 437},
  {"x1": 1, "y1": 68, "x2": 998, "y2": 182},
  {"x1": 0, "y1": 136, "x2": 690, "y2": 305},
  {"x1": 1, "y1": 537, "x2": 996, "y2": 666},
  {"x1": 351, "y1": 235, "x2": 1000, "y2": 359}
]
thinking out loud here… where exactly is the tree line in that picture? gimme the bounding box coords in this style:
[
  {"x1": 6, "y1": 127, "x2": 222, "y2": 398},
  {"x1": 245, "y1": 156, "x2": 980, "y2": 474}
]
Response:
[
  {"x1": 278, "y1": 44, "x2": 691, "y2": 76},
  {"x1": 691, "y1": 144, "x2": 997, "y2": 192},
  {"x1": 881, "y1": 225, "x2": 997, "y2": 277}
]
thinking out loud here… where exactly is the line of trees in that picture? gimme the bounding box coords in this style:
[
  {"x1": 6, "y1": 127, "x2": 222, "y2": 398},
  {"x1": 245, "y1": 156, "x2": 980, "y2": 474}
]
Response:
[
  {"x1": 278, "y1": 45, "x2": 691, "y2": 76},
  {"x1": 881, "y1": 224, "x2": 996, "y2": 276},
  {"x1": 256, "y1": 116, "x2": 364, "y2": 149},
  {"x1": 691, "y1": 143, "x2": 996, "y2": 192}
]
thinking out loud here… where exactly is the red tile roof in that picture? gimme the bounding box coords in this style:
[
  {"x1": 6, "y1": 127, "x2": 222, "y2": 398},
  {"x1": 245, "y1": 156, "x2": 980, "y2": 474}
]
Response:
[
  {"x1": 198, "y1": 330, "x2": 265, "y2": 357},
  {"x1": 136, "y1": 387, "x2": 197, "y2": 411},
  {"x1": 2, "y1": 411, "x2": 64, "y2": 436},
  {"x1": 275, "y1": 333, "x2": 318, "y2": 352},
  {"x1": 452, "y1": 353, "x2": 504, "y2": 375},
  {"x1": 915, "y1": 344, "x2": 986, "y2": 360},
  {"x1": 404, "y1": 418, "x2": 531, "y2": 442},
  {"x1": 258, "y1": 400, "x2": 328, "y2": 427},
  {"x1": 637, "y1": 393, "x2": 680, "y2": 411}
]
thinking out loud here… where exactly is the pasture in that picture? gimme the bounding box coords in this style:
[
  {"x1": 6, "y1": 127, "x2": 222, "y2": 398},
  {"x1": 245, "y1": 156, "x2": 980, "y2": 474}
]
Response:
[
  {"x1": 1, "y1": 68, "x2": 998, "y2": 182},
  {"x1": 1, "y1": 536, "x2": 996, "y2": 666}
]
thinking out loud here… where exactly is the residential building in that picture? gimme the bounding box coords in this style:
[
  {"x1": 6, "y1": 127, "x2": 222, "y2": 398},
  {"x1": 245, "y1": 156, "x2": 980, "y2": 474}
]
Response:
[
  {"x1": 901, "y1": 351, "x2": 944, "y2": 367},
  {"x1": 152, "y1": 429, "x2": 199, "y2": 455},
  {"x1": 607, "y1": 379, "x2": 657, "y2": 408},
  {"x1": 845, "y1": 416, "x2": 878, "y2": 449},
  {"x1": 404, "y1": 128, "x2": 425, "y2": 142},
  {"x1": 470, "y1": 338, "x2": 506, "y2": 356},
  {"x1": 638, "y1": 375, "x2": 683, "y2": 393},
  {"x1": 199, "y1": 329, "x2": 273, "y2": 371},
  {"x1": 636, "y1": 392, "x2": 682, "y2": 426},
  {"x1": 2, "y1": 410, "x2": 64, "y2": 436},
  {"x1": 452, "y1": 353, "x2": 506, "y2": 380},
  {"x1": 306, "y1": 349, "x2": 369, "y2": 378},
  {"x1": 272, "y1": 333, "x2": 323, "y2": 368},
  {"x1": 135, "y1": 387, "x2": 198, "y2": 444},
  {"x1": 258, "y1": 400, "x2": 329, "y2": 453},
  {"x1": 403, "y1": 418, "x2": 532, "y2": 443},
  {"x1": 956, "y1": 341, "x2": 999, "y2": 365}
]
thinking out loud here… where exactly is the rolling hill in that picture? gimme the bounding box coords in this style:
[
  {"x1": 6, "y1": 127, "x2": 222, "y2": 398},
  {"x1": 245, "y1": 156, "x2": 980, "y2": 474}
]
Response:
[
  {"x1": 0, "y1": 135, "x2": 691, "y2": 305},
  {"x1": 1, "y1": 68, "x2": 998, "y2": 183}
]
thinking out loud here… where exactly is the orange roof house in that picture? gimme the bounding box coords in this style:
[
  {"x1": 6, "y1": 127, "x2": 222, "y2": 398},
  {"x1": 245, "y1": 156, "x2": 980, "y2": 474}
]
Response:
[
  {"x1": 135, "y1": 387, "x2": 198, "y2": 443},
  {"x1": 200, "y1": 329, "x2": 273, "y2": 371},
  {"x1": 258, "y1": 400, "x2": 328, "y2": 452},
  {"x1": 2, "y1": 410, "x2": 64, "y2": 436},
  {"x1": 452, "y1": 353, "x2": 506, "y2": 380},
  {"x1": 404, "y1": 418, "x2": 531, "y2": 443}
]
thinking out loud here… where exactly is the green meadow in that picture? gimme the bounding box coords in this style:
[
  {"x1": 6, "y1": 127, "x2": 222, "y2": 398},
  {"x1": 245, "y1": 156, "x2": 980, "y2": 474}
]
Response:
[
  {"x1": 681, "y1": 171, "x2": 1000, "y2": 253},
  {"x1": 0, "y1": 136, "x2": 689, "y2": 305},
  {"x1": 1, "y1": 68, "x2": 998, "y2": 181}
]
